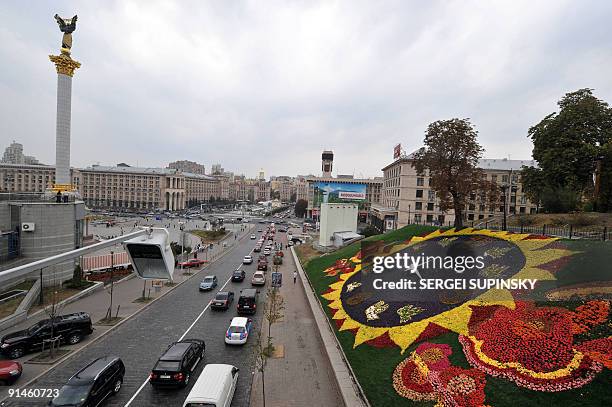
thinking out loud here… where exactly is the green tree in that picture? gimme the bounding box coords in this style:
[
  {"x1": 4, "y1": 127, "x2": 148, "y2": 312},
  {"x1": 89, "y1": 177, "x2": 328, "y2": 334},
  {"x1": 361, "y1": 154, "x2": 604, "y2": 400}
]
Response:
[
  {"x1": 523, "y1": 88, "x2": 612, "y2": 212},
  {"x1": 413, "y1": 118, "x2": 497, "y2": 228},
  {"x1": 294, "y1": 199, "x2": 308, "y2": 217}
]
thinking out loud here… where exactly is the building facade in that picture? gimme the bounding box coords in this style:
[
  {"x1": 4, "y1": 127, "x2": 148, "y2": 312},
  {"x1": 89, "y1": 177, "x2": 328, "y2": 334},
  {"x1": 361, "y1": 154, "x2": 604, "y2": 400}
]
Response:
[
  {"x1": 168, "y1": 160, "x2": 206, "y2": 175},
  {"x1": 372, "y1": 155, "x2": 539, "y2": 231},
  {"x1": 2, "y1": 142, "x2": 41, "y2": 165},
  {"x1": 0, "y1": 163, "x2": 80, "y2": 194}
]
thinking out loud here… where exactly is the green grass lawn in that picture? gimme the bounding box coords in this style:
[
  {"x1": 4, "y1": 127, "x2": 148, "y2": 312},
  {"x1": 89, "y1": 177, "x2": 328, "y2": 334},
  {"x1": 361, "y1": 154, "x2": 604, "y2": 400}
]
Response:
[{"x1": 300, "y1": 226, "x2": 612, "y2": 407}]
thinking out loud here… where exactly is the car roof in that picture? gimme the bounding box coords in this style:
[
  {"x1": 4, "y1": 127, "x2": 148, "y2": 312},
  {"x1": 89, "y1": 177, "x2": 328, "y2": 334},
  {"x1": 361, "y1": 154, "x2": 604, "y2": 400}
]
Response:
[
  {"x1": 69, "y1": 356, "x2": 120, "y2": 384},
  {"x1": 160, "y1": 342, "x2": 192, "y2": 360},
  {"x1": 202, "y1": 275, "x2": 215, "y2": 280},
  {"x1": 187, "y1": 364, "x2": 236, "y2": 403},
  {"x1": 240, "y1": 288, "x2": 257, "y2": 297},
  {"x1": 215, "y1": 291, "x2": 230, "y2": 296},
  {"x1": 230, "y1": 317, "x2": 249, "y2": 327}
]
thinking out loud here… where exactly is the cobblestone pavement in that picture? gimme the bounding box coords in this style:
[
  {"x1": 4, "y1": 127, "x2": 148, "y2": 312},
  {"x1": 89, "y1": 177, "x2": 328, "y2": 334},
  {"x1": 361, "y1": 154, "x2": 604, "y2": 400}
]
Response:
[{"x1": 1, "y1": 226, "x2": 266, "y2": 407}]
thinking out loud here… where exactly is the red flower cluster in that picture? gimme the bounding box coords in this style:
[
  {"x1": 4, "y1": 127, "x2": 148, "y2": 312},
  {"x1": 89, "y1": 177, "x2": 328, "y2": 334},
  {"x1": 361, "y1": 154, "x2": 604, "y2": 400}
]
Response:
[
  {"x1": 576, "y1": 337, "x2": 612, "y2": 369},
  {"x1": 430, "y1": 366, "x2": 487, "y2": 407},
  {"x1": 569, "y1": 300, "x2": 610, "y2": 334},
  {"x1": 415, "y1": 342, "x2": 452, "y2": 371},
  {"x1": 460, "y1": 301, "x2": 610, "y2": 392},
  {"x1": 474, "y1": 302, "x2": 574, "y2": 372},
  {"x1": 393, "y1": 342, "x2": 490, "y2": 405}
]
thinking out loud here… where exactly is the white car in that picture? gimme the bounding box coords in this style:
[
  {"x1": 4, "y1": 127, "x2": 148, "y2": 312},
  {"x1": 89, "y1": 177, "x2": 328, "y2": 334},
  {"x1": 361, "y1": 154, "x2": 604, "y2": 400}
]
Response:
[
  {"x1": 263, "y1": 248, "x2": 271, "y2": 256},
  {"x1": 251, "y1": 271, "x2": 266, "y2": 286},
  {"x1": 225, "y1": 317, "x2": 253, "y2": 345},
  {"x1": 250, "y1": 234, "x2": 256, "y2": 239},
  {"x1": 243, "y1": 255, "x2": 253, "y2": 265}
]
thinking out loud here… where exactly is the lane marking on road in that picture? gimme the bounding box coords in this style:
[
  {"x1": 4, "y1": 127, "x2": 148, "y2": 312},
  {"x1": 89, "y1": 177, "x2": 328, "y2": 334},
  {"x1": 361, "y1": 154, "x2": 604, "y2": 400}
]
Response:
[{"x1": 124, "y1": 236, "x2": 255, "y2": 407}]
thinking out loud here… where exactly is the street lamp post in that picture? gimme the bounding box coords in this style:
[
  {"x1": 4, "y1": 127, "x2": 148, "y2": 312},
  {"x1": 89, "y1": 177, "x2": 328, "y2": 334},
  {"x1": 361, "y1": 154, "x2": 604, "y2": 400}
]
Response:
[
  {"x1": 500, "y1": 185, "x2": 508, "y2": 231},
  {"x1": 179, "y1": 222, "x2": 185, "y2": 275}
]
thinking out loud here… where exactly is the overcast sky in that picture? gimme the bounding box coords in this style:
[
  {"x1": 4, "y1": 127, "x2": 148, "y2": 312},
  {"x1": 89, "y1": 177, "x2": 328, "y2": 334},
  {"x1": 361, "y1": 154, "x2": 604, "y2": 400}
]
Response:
[{"x1": 1, "y1": 1, "x2": 611, "y2": 178}]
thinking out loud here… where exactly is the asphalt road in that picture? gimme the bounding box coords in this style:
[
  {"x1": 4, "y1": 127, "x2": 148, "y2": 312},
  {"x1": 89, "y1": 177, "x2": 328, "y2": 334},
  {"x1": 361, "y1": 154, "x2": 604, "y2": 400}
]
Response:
[{"x1": 1, "y1": 227, "x2": 266, "y2": 407}]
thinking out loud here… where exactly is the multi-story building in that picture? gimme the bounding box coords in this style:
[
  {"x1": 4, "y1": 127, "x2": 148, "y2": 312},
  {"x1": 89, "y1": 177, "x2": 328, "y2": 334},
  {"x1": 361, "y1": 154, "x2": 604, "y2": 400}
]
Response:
[
  {"x1": 78, "y1": 165, "x2": 186, "y2": 211},
  {"x1": 0, "y1": 163, "x2": 80, "y2": 193},
  {"x1": 184, "y1": 173, "x2": 220, "y2": 206},
  {"x1": 372, "y1": 153, "x2": 539, "y2": 231},
  {"x1": 2, "y1": 141, "x2": 41, "y2": 165},
  {"x1": 168, "y1": 160, "x2": 206, "y2": 175}
]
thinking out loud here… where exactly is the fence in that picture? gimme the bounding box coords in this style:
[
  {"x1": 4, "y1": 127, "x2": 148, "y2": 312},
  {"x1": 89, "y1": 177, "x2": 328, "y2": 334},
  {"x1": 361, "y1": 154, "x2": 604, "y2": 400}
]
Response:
[
  {"x1": 82, "y1": 251, "x2": 130, "y2": 271},
  {"x1": 404, "y1": 219, "x2": 610, "y2": 241}
]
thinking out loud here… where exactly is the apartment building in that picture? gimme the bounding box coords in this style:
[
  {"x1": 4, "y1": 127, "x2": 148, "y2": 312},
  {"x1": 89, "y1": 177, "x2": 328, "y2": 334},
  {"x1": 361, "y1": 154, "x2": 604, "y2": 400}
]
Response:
[
  {"x1": 372, "y1": 154, "x2": 539, "y2": 231},
  {"x1": 0, "y1": 163, "x2": 80, "y2": 193}
]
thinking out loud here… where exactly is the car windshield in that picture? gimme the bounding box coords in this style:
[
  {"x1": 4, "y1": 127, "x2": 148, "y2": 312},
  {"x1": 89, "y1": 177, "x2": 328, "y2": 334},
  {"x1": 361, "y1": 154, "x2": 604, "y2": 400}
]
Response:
[
  {"x1": 233, "y1": 270, "x2": 242, "y2": 275},
  {"x1": 154, "y1": 360, "x2": 181, "y2": 371},
  {"x1": 28, "y1": 320, "x2": 47, "y2": 335},
  {"x1": 203, "y1": 277, "x2": 214, "y2": 283},
  {"x1": 52, "y1": 384, "x2": 91, "y2": 405},
  {"x1": 229, "y1": 326, "x2": 246, "y2": 334},
  {"x1": 215, "y1": 293, "x2": 228, "y2": 300}
]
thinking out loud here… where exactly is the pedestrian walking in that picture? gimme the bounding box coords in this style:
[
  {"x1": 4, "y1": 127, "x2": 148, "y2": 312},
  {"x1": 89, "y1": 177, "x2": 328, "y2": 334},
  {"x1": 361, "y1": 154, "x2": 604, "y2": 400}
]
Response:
[{"x1": 293, "y1": 270, "x2": 297, "y2": 284}]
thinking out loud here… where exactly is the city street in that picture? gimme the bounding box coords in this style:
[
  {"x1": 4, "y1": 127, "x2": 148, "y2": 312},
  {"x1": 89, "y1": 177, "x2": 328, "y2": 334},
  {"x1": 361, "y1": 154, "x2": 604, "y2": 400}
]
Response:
[{"x1": 1, "y1": 225, "x2": 265, "y2": 407}]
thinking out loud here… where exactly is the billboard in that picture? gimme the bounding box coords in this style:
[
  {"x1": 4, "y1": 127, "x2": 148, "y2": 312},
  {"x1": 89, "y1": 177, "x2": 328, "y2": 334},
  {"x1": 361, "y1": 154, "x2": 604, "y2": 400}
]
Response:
[
  {"x1": 394, "y1": 144, "x2": 402, "y2": 159},
  {"x1": 313, "y1": 181, "x2": 367, "y2": 209}
]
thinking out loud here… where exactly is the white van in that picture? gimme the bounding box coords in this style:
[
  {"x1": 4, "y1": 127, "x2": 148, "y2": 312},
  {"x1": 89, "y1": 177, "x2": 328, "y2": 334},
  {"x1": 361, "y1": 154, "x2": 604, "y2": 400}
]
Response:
[{"x1": 182, "y1": 364, "x2": 239, "y2": 407}]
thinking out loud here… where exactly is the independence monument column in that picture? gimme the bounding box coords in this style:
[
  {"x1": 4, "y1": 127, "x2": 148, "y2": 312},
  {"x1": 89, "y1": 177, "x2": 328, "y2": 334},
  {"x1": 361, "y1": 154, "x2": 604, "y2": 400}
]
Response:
[{"x1": 49, "y1": 14, "x2": 80, "y2": 191}]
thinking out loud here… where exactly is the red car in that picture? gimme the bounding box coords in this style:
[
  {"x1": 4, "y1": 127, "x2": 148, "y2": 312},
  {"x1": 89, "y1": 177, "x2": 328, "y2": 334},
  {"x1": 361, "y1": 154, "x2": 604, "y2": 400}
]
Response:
[
  {"x1": 178, "y1": 258, "x2": 206, "y2": 268},
  {"x1": 0, "y1": 360, "x2": 22, "y2": 385}
]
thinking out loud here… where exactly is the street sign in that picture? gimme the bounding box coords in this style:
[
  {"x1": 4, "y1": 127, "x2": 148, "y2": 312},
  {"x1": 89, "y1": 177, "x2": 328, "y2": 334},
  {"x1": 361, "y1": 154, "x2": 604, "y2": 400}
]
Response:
[{"x1": 272, "y1": 271, "x2": 282, "y2": 287}]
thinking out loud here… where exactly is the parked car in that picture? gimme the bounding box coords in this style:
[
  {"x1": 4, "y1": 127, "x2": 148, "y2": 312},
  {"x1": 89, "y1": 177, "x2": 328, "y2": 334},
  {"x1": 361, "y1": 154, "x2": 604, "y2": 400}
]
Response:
[
  {"x1": 232, "y1": 269, "x2": 246, "y2": 282},
  {"x1": 237, "y1": 289, "x2": 258, "y2": 314},
  {"x1": 182, "y1": 364, "x2": 238, "y2": 407},
  {"x1": 224, "y1": 317, "x2": 253, "y2": 345},
  {"x1": 263, "y1": 248, "x2": 271, "y2": 256},
  {"x1": 257, "y1": 259, "x2": 268, "y2": 271},
  {"x1": 250, "y1": 234, "x2": 256, "y2": 239},
  {"x1": 251, "y1": 271, "x2": 266, "y2": 286},
  {"x1": 0, "y1": 312, "x2": 94, "y2": 359},
  {"x1": 178, "y1": 258, "x2": 205, "y2": 268},
  {"x1": 253, "y1": 246, "x2": 261, "y2": 253},
  {"x1": 150, "y1": 339, "x2": 205, "y2": 388},
  {"x1": 0, "y1": 360, "x2": 21, "y2": 386},
  {"x1": 49, "y1": 356, "x2": 124, "y2": 406},
  {"x1": 199, "y1": 276, "x2": 218, "y2": 291},
  {"x1": 211, "y1": 291, "x2": 235, "y2": 311},
  {"x1": 243, "y1": 255, "x2": 253, "y2": 265}
]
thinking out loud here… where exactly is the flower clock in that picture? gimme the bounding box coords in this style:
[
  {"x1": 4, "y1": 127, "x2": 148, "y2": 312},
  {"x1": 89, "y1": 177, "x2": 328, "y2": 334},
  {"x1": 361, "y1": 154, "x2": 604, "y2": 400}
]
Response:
[{"x1": 322, "y1": 228, "x2": 575, "y2": 353}]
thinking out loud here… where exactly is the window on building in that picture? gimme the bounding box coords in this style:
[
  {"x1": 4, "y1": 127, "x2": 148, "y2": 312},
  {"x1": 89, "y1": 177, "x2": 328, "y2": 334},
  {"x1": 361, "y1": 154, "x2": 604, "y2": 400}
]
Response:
[
  {"x1": 416, "y1": 189, "x2": 423, "y2": 198},
  {"x1": 519, "y1": 207, "x2": 526, "y2": 213},
  {"x1": 469, "y1": 204, "x2": 475, "y2": 210},
  {"x1": 428, "y1": 190, "x2": 435, "y2": 201},
  {"x1": 426, "y1": 214, "x2": 434, "y2": 222},
  {"x1": 416, "y1": 177, "x2": 424, "y2": 186},
  {"x1": 502, "y1": 175, "x2": 509, "y2": 183},
  {"x1": 530, "y1": 208, "x2": 537, "y2": 214},
  {"x1": 415, "y1": 202, "x2": 422, "y2": 210},
  {"x1": 414, "y1": 214, "x2": 422, "y2": 223},
  {"x1": 427, "y1": 202, "x2": 434, "y2": 211},
  {"x1": 468, "y1": 214, "x2": 474, "y2": 220},
  {"x1": 499, "y1": 205, "x2": 505, "y2": 212},
  {"x1": 478, "y1": 214, "x2": 484, "y2": 220},
  {"x1": 491, "y1": 175, "x2": 497, "y2": 183}
]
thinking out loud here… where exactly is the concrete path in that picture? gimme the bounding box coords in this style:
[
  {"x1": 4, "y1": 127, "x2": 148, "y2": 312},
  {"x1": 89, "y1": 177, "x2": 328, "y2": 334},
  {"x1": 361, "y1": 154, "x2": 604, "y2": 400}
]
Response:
[{"x1": 250, "y1": 229, "x2": 344, "y2": 407}]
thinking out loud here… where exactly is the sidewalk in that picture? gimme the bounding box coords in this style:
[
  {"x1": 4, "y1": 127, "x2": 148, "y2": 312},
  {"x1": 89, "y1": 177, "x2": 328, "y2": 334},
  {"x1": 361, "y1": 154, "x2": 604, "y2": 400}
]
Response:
[
  {"x1": 250, "y1": 235, "x2": 343, "y2": 407},
  {"x1": 0, "y1": 223, "x2": 253, "y2": 401}
]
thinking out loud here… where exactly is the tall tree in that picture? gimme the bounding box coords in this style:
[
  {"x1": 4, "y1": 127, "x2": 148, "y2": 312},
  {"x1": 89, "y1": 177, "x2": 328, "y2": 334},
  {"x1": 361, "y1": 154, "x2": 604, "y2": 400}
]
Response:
[
  {"x1": 523, "y1": 88, "x2": 612, "y2": 212},
  {"x1": 294, "y1": 199, "x2": 308, "y2": 218},
  {"x1": 413, "y1": 118, "x2": 496, "y2": 228}
]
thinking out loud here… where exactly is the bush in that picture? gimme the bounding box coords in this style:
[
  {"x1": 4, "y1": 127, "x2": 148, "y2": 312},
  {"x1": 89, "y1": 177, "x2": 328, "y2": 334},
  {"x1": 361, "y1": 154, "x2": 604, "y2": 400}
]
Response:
[{"x1": 516, "y1": 215, "x2": 536, "y2": 226}]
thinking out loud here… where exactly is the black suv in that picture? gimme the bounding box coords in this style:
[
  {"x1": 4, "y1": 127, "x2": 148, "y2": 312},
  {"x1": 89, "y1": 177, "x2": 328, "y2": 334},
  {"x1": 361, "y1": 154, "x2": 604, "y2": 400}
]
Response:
[
  {"x1": 1, "y1": 312, "x2": 94, "y2": 359},
  {"x1": 48, "y1": 356, "x2": 125, "y2": 407},
  {"x1": 237, "y1": 289, "x2": 258, "y2": 314},
  {"x1": 149, "y1": 339, "x2": 205, "y2": 387}
]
